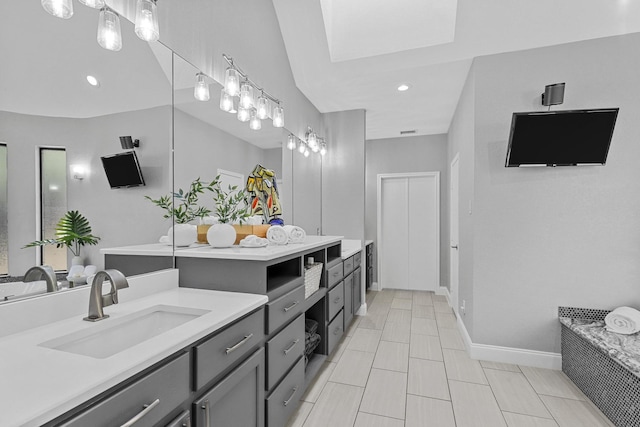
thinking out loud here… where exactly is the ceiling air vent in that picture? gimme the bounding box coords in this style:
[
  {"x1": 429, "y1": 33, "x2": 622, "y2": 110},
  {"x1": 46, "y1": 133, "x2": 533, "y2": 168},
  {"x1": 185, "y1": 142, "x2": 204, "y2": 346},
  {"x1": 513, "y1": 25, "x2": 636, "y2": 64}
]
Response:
[{"x1": 400, "y1": 130, "x2": 416, "y2": 135}]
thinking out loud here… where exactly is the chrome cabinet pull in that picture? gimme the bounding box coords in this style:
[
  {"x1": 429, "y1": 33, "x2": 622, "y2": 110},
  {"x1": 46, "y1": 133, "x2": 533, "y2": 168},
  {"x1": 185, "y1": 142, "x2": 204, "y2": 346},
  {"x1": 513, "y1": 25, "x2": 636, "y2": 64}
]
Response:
[
  {"x1": 182, "y1": 418, "x2": 191, "y2": 427},
  {"x1": 283, "y1": 301, "x2": 299, "y2": 312},
  {"x1": 283, "y1": 387, "x2": 298, "y2": 406},
  {"x1": 451, "y1": 245, "x2": 458, "y2": 249},
  {"x1": 201, "y1": 400, "x2": 211, "y2": 427},
  {"x1": 120, "y1": 399, "x2": 160, "y2": 427},
  {"x1": 283, "y1": 339, "x2": 300, "y2": 355},
  {"x1": 225, "y1": 333, "x2": 254, "y2": 354}
]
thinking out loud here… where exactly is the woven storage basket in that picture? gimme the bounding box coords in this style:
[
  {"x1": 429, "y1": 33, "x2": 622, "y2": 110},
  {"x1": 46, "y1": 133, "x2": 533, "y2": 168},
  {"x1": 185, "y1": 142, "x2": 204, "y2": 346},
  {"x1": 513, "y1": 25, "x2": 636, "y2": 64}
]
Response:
[{"x1": 304, "y1": 262, "x2": 323, "y2": 299}]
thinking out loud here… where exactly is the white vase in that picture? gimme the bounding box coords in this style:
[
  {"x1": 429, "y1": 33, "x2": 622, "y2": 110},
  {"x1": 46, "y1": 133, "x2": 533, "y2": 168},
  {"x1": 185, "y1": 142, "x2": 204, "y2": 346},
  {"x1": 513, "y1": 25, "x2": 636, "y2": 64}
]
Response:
[
  {"x1": 168, "y1": 224, "x2": 197, "y2": 247},
  {"x1": 207, "y1": 223, "x2": 236, "y2": 248},
  {"x1": 71, "y1": 256, "x2": 84, "y2": 266}
]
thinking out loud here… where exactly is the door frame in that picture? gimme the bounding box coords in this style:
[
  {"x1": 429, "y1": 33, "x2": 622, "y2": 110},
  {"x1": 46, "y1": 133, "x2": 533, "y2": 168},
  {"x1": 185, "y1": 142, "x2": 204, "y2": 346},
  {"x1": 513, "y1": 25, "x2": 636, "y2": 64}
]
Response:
[
  {"x1": 450, "y1": 153, "x2": 460, "y2": 314},
  {"x1": 376, "y1": 172, "x2": 440, "y2": 292}
]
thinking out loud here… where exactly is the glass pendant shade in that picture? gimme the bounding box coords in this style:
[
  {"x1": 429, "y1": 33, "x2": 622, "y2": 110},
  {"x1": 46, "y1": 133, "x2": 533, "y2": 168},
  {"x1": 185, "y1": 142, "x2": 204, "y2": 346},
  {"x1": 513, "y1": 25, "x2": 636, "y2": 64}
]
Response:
[
  {"x1": 303, "y1": 147, "x2": 310, "y2": 157},
  {"x1": 287, "y1": 134, "x2": 297, "y2": 151},
  {"x1": 228, "y1": 98, "x2": 238, "y2": 114},
  {"x1": 320, "y1": 142, "x2": 327, "y2": 156},
  {"x1": 193, "y1": 73, "x2": 210, "y2": 101},
  {"x1": 219, "y1": 88, "x2": 233, "y2": 112},
  {"x1": 239, "y1": 83, "x2": 254, "y2": 109},
  {"x1": 256, "y1": 95, "x2": 269, "y2": 120},
  {"x1": 298, "y1": 141, "x2": 306, "y2": 154},
  {"x1": 135, "y1": 0, "x2": 160, "y2": 42},
  {"x1": 97, "y1": 8, "x2": 122, "y2": 51},
  {"x1": 249, "y1": 110, "x2": 262, "y2": 131},
  {"x1": 78, "y1": 0, "x2": 105, "y2": 9},
  {"x1": 224, "y1": 68, "x2": 240, "y2": 96},
  {"x1": 237, "y1": 107, "x2": 250, "y2": 122},
  {"x1": 272, "y1": 105, "x2": 284, "y2": 128},
  {"x1": 42, "y1": 0, "x2": 73, "y2": 19},
  {"x1": 307, "y1": 132, "x2": 318, "y2": 150}
]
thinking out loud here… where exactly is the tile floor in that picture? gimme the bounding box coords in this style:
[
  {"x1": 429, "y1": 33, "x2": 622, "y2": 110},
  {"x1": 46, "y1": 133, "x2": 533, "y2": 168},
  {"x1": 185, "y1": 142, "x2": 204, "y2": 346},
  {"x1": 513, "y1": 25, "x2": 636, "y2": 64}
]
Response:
[{"x1": 286, "y1": 289, "x2": 615, "y2": 427}]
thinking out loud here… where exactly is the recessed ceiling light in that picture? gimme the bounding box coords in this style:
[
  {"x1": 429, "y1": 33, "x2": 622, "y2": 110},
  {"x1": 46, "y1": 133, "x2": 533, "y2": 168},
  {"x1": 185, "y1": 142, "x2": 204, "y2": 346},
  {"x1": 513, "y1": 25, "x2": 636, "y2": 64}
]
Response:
[
  {"x1": 86, "y1": 75, "x2": 100, "y2": 87},
  {"x1": 397, "y1": 84, "x2": 410, "y2": 92}
]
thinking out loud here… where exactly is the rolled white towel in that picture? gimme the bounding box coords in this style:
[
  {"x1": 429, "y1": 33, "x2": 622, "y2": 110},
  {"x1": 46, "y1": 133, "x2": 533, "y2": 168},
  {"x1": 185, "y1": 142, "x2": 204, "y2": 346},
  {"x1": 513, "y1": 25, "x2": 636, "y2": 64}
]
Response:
[
  {"x1": 605, "y1": 306, "x2": 640, "y2": 334},
  {"x1": 267, "y1": 226, "x2": 289, "y2": 245},
  {"x1": 283, "y1": 225, "x2": 306, "y2": 244}
]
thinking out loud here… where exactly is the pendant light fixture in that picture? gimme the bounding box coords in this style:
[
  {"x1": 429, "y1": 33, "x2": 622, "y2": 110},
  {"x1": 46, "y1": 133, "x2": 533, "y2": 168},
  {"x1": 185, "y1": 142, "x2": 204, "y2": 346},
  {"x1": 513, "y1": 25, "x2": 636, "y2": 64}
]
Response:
[
  {"x1": 303, "y1": 147, "x2": 310, "y2": 157},
  {"x1": 320, "y1": 141, "x2": 327, "y2": 156},
  {"x1": 256, "y1": 93, "x2": 269, "y2": 120},
  {"x1": 78, "y1": 0, "x2": 105, "y2": 9},
  {"x1": 287, "y1": 134, "x2": 297, "y2": 151},
  {"x1": 237, "y1": 107, "x2": 251, "y2": 122},
  {"x1": 224, "y1": 68, "x2": 240, "y2": 97},
  {"x1": 42, "y1": 0, "x2": 73, "y2": 19},
  {"x1": 249, "y1": 110, "x2": 262, "y2": 131},
  {"x1": 239, "y1": 82, "x2": 254, "y2": 109},
  {"x1": 298, "y1": 140, "x2": 307, "y2": 154},
  {"x1": 272, "y1": 104, "x2": 284, "y2": 128},
  {"x1": 219, "y1": 88, "x2": 233, "y2": 112},
  {"x1": 97, "y1": 7, "x2": 122, "y2": 52},
  {"x1": 193, "y1": 73, "x2": 210, "y2": 101},
  {"x1": 135, "y1": 0, "x2": 160, "y2": 42}
]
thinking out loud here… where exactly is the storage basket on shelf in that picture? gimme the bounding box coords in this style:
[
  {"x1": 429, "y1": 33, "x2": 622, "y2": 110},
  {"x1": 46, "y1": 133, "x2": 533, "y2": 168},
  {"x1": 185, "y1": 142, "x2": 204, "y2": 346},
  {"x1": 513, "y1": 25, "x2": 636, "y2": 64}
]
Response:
[{"x1": 304, "y1": 262, "x2": 323, "y2": 299}]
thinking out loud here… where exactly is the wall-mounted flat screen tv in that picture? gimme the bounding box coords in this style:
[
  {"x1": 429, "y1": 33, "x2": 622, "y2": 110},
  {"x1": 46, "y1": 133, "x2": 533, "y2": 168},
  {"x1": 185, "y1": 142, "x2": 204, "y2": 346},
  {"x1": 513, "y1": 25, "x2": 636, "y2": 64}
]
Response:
[
  {"x1": 101, "y1": 151, "x2": 145, "y2": 188},
  {"x1": 505, "y1": 108, "x2": 619, "y2": 167}
]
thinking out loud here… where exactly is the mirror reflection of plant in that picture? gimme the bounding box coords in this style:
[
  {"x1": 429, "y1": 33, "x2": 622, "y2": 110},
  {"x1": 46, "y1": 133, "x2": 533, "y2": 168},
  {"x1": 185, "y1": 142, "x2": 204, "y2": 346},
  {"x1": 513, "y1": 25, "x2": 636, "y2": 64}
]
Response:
[
  {"x1": 145, "y1": 177, "x2": 219, "y2": 224},
  {"x1": 23, "y1": 210, "x2": 100, "y2": 257},
  {"x1": 212, "y1": 182, "x2": 252, "y2": 224}
]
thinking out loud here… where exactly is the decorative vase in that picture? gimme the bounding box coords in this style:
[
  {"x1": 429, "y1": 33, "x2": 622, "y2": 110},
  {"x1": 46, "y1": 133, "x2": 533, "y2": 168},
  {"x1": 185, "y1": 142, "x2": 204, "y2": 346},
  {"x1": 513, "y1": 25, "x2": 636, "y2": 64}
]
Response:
[
  {"x1": 168, "y1": 224, "x2": 197, "y2": 247},
  {"x1": 197, "y1": 224, "x2": 212, "y2": 243},
  {"x1": 71, "y1": 256, "x2": 84, "y2": 266},
  {"x1": 207, "y1": 223, "x2": 236, "y2": 248}
]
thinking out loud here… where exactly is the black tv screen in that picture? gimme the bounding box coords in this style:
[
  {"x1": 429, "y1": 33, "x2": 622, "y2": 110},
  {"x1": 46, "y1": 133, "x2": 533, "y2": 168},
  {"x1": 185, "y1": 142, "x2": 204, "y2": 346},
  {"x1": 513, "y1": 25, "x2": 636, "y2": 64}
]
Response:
[
  {"x1": 101, "y1": 151, "x2": 145, "y2": 188},
  {"x1": 506, "y1": 108, "x2": 618, "y2": 167}
]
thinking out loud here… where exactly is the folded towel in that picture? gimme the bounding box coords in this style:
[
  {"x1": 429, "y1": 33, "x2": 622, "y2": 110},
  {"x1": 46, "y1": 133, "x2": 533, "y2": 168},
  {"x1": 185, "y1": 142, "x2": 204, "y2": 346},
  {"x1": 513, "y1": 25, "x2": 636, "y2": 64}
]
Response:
[
  {"x1": 605, "y1": 306, "x2": 640, "y2": 334},
  {"x1": 283, "y1": 225, "x2": 306, "y2": 243},
  {"x1": 267, "y1": 225, "x2": 289, "y2": 245}
]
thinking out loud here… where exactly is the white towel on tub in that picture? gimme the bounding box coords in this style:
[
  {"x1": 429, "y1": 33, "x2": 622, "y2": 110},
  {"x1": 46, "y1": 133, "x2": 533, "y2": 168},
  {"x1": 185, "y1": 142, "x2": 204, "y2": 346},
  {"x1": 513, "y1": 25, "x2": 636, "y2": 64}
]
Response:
[
  {"x1": 605, "y1": 306, "x2": 640, "y2": 334},
  {"x1": 267, "y1": 225, "x2": 288, "y2": 245},
  {"x1": 283, "y1": 225, "x2": 306, "y2": 243}
]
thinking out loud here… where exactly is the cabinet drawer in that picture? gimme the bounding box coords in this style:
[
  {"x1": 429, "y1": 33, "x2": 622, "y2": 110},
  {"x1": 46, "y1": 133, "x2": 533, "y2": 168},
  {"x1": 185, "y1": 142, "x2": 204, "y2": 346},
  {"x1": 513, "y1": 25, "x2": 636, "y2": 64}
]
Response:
[
  {"x1": 266, "y1": 357, "x2": 305, "y2": 427},
  {"x1": 166, "y1": 410, "x2": 191, "y2": 427},
  {"x1": 354, "y1": 251, "x2": 362, "y2": 267},
  {"x1": 194, "y1": 308, "x2": 264, "y2": 391},
  {"x1": 328, "y1": 281, "x2": 344, "y2": 321},
  {"x1": 327, "y1": 262, "x2": 344, "y2": 289},
  {"x1": 327, "y1": 310, "x2": 344, "y2": 355},
  {"x1": 344, "y1": 274, "x2": 353, "y2": 328},
  {"x1": 61, "y1": 353, "x2": 190, "y2": 427},
  {"x1": 266, "y1": 285, "x2": 304, "y2": 334},
  {"x1": 343, "y1": 256, "x2": 354, "y2": 275},
  {"x1": 266, "y1": 314, "x2": 304, "y2": 390}
]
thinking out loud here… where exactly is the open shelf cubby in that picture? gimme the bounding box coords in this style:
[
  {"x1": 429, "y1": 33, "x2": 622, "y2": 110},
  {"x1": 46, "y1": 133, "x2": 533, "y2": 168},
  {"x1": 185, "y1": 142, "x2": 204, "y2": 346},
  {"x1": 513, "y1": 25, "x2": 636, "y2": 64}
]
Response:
[
  {"x1": 326, "y1": 243, "x2": 342, "y2": 267},
  {"x1": 266, "y1": 257, "x2": 302, "y2": 295}
]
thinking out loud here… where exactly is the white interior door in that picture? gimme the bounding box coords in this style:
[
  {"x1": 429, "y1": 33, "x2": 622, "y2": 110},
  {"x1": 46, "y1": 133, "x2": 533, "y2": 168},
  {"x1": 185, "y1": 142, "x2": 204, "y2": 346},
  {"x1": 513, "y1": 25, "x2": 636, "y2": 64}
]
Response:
[
  {"x1": 450, "y1": 155, "x2": 460, "y2": 314},
  {"x1": 378, "y1": 173, "x2": 440, "y2": 292}
]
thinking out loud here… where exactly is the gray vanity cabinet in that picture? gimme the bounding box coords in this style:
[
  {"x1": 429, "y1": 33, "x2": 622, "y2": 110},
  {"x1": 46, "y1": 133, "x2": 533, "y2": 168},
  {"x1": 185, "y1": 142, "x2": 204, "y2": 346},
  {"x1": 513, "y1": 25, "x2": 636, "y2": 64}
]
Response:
[
  {"x1": 344, "y1": 272, "x2": 354, "y2": 327},
  {"x1": 353, "y1": 266, "x2": 362, "y2": 315},
  {"x1": 166, "y1": 410, "x2": 191, "y2": 427},
  {"x1": 194, "y1": 348, "x2": 265, "y2": 427}
]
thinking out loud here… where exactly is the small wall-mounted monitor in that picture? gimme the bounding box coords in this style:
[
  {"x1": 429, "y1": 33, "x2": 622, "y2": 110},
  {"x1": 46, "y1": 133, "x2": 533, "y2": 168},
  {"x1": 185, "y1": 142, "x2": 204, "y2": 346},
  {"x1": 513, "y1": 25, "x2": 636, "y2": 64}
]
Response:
[{"x1": 101, "y1": 151, "x2": 145, "y2": 188}]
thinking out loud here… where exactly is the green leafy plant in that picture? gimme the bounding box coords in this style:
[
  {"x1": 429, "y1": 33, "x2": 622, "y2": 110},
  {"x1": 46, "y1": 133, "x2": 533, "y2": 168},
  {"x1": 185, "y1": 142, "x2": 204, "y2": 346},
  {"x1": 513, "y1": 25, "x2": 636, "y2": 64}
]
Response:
[
  {"x1": 146, "y1": 177, "x2": 218, "y2": 224},
  {"x1": 23, "y1": 210, "x2": 100, "y2": 257},
  {"x1": 212, "y1": 182, "x2": 252, "y2": 224}
]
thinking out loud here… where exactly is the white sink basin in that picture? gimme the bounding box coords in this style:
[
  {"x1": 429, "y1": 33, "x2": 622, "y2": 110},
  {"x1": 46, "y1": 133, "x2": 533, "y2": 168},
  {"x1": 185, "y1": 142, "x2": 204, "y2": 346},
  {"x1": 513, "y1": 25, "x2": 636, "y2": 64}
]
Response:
[
  {"x1": 0, "y1": 281, "x2": 49, "y2": 301},
  {"x1": 40, "y1": 305, "x2": 210, "y2": 359}
]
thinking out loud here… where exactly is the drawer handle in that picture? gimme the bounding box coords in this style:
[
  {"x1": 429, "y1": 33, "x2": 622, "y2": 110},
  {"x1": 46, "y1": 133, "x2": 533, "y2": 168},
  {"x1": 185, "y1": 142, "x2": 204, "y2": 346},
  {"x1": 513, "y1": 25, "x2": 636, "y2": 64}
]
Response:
[
  {"x1": 225, "y1": 333, "x2": 254, "y2": 354},
  {"x1": 283, "y1": 386, "x2": 298, "y2": 407},
  {"x1": 332, "y1": 271, "x2": 340, "y2": 277},
  {"x1": 333, "y1": 297, "x2": 341, "y2": 304},
  {"x1": 333, "y1": 326, "x2": 342, "y2": 335},
  {"x1": 201, "y1": 400, "x2": 211, "y2": 427},
  {"x1": 182, "y1": 418, "x2": 192, "y2": 427},
  {"x1": 283, "y1": 339, "x2": 300, "y2": 355},
  {"x1": 283, "y1": 301, "x2": 299, "y2": 312},
  {"x1": 120, "y1": 398, "x2": 160, "y2": 427}
]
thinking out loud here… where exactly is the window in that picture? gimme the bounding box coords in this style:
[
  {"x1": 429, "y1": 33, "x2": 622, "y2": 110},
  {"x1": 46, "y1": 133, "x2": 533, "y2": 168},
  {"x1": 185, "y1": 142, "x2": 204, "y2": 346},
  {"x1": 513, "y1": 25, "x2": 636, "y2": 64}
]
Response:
[
  {"x1": 40, "y1": 148, "x2": 67, "y2": 271},
  {"x1": 0, "y1": 144, "x2": 7, "y2": 275}
]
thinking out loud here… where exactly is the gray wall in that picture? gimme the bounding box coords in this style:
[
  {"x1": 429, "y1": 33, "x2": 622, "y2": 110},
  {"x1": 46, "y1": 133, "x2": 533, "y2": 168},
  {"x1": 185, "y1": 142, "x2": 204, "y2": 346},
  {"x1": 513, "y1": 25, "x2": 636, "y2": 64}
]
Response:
[
  {"x1": 365, "y1": 134, "x2": 450, "y2": 289},
  {"x1": 322, "y1": 110, "x2": 366, "y2": 240},
  {"x1": 451, "y1": 32, "x2": 640, "y2": 353},
  {"x1": 1, "y1": 107, "x2": 172, "y2": 275}
]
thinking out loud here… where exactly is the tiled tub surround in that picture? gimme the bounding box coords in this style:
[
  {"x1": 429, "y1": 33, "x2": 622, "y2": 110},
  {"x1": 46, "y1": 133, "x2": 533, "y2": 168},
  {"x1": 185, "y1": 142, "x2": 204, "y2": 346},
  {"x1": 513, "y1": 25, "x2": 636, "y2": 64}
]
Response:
[{"x1": 559, "y1": 306, "x2": 640, "y2": 426}]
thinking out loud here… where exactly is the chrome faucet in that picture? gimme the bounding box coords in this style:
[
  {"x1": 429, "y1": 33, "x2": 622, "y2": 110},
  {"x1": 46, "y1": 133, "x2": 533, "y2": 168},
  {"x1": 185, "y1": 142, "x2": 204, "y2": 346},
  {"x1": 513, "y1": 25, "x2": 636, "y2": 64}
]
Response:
[
  {"x1": 23, "y1": 265, "x2": 59, "y2": 293},
  {"x1": 83, "y1": 269, "x2": 129, "y2": 322}
]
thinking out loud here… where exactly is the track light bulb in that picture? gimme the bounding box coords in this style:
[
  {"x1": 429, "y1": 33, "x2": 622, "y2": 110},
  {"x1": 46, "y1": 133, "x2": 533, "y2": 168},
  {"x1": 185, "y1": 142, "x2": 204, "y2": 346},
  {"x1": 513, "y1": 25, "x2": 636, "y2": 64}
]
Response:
[
  {"x1": 194, "y1": 73, "x2": 210, "y2": 101},
  {"x1": 272, "y1": 105, "x2": 284, "y2": 128},
  {"x1": 256, "y1": 95, "x2": 269, "y2": 120},
  {"x1": 97, "y1": 8, "x2": 122, "y2": 51},
  {"x1": 219, "y1": 88, "x2": 233, "y2": 112},
  {"x1": 42, "y1": 0, "x2": 73, "y2": 19},
  {"x1": 78, "y1": 0, "x2": 105, "y2": 9},
  {"x1": 320, "y1": 142, "x2": 327, "y2": 156},
  {"x1": 224, "y1": 68, "x2": 240, "y2": 96},
  {"x1": 287, "y1": 135, "x2": 297, "y2": 151},
  {"x1": 135, "y1": 0, "x2": 160, "y2": 42},
  {"x1": 239, "y1": 82, "x2": 254, "y2": 109},
  {"x1": 249, "y1": 110, "x2": 262, "y2": 130},
  {"x1": 298, "y1": 141, "x2": 306, "y2": 154},
  {"x1": 237, "y1": 107, "x2": 251, "y2": 122}
]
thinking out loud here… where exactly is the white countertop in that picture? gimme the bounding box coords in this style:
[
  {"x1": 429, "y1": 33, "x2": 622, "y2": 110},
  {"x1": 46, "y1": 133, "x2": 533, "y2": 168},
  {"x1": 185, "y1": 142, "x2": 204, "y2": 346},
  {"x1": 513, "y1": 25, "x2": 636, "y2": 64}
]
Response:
[
  {"x1": 0, "y1": 285, "x2": 267, "y2": 427},
  {"x1": 175, "y1": 235, "x2": 343, "y2": 261},
  {"x1": 101, "y1": 243, "x2": 173, "y2": 256},
  {"x1": 341, "y1": 239, "x2": 363, "y2": 259}
]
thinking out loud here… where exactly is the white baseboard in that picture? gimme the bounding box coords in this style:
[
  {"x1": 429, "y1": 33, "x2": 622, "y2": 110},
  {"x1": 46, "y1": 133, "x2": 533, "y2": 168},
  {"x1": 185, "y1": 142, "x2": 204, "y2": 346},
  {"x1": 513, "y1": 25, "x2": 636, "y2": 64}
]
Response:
[
  {"x1": 456, "y1": 315, "x2": 562, "y2": 370},
  {"x1": 436, "y1": 286, "x2": 451, "y2": 305},
  {"x1": 356, "y1": 302, "x2": 367, "y2": 316},
  {"x1": 372, "y1": 281, "x2": 380, "y2": 291}
]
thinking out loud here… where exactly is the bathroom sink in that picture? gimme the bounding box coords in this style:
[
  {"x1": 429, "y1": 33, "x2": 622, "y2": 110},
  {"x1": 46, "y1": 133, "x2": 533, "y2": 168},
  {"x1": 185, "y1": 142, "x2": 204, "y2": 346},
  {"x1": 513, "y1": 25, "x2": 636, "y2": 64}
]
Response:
[
  {"x1": 0, "y1": 281, "x2": 48, "y2": 301},
  {"x1": 40, "y1": 305, "x2": 210, "y2": 359}
]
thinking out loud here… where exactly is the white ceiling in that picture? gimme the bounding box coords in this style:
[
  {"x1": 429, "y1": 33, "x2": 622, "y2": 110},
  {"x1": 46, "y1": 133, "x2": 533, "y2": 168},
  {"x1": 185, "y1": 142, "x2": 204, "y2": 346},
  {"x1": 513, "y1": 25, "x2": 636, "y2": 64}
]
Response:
[{"x1": 273, "y1": 0, "x2": 640, "y2": 140}]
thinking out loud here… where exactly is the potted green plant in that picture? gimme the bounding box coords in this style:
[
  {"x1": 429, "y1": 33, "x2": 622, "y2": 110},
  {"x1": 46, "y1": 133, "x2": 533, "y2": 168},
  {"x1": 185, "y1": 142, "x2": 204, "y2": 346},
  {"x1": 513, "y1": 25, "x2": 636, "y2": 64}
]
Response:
[
  {"x1": 23, "y1": 210, "x2": 100, "y2": 266},
  {"x1": 145, "y1": 177, "x2": 218, "y2": 246},
  {"x1": 207, "y1": 182, "x2": 252, "y2": 247}
]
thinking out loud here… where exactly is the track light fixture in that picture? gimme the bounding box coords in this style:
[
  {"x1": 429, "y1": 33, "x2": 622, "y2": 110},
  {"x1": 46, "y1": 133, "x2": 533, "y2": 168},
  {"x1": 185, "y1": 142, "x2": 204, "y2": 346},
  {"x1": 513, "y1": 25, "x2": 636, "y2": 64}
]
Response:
[
  {"x1": 135, "y1": 0, "x2": 160, "y2": 42},
  {"x1": 97, "y1": 7, "x2": 122, "y2": 52},
  {"x1": 221, "y1": 54, "x2": 284, "y2": 130},
  {"x1": 287, "y1": 134, "x2": 297, "y2": 150},
  {"x1": 42, "y1": 0, "x2": 73, "y2": 19}
]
